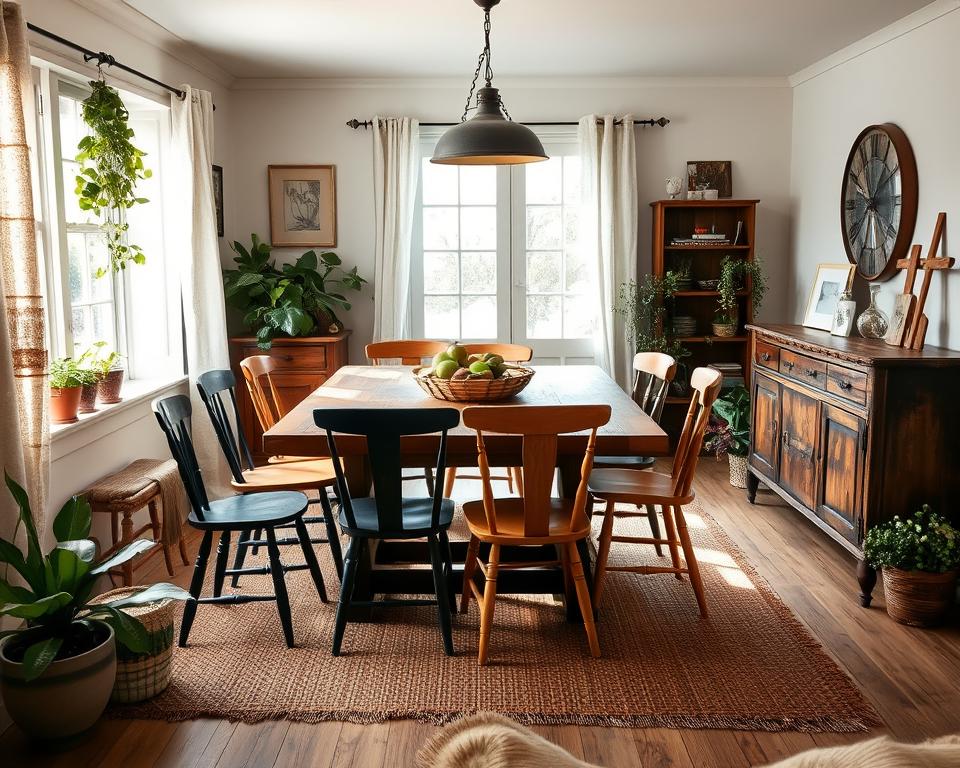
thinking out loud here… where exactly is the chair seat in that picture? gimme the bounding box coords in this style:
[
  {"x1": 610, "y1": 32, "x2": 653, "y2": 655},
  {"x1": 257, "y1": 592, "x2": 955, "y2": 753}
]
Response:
[
  {"x1": 592, "y1": 455, "x2": 656, "y2": 470},
  {"x1": 188, "y1": 491, "x2": 308, "y2": 531},
  {"x1": 267, "y1": 454, "x2": 318, "y2": 464},
  {"x1": 588, "y1": 468, "x2": 694, "y2": 506},
  {"x1": 461, "y1": 497, "x2": 591, "y2": 545},
  {"x1": 340, "y1": 497, "x2": 455, "y2": 538},
  {"x1": 232, "y1": 458, "x2": 338, "y2": 493}
]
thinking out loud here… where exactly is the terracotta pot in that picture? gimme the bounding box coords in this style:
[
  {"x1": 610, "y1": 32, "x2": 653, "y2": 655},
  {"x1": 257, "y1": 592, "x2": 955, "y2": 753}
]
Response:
[
  {"x1": 97, "y1": 368, "x2": 125, "y2": 404},
  {"x1": 50, "y1": 386, "x2": 82, "y2": 424},
  {"x1": 78, "y1": 382, "x2": 99, "y2": 413},
  {"x1": 881, "y1": 567, "x2": 957, "y2": 627},
  {"x1": 728, "y1": 454, "x2": 748, "y2": 488},
  {"x1": 0, "y1": 622, "x2": 117, "y2": 739}
]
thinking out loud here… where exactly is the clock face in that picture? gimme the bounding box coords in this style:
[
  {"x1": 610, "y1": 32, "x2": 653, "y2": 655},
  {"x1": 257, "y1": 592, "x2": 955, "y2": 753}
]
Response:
[{"x1": 841, "y1": 124, "x2": 917, "y2": 282}]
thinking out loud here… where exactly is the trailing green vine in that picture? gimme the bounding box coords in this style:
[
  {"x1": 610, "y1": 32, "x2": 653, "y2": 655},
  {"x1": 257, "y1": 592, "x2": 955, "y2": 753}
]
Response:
[{"x1": 74, "y1": 80, "x2": 151, "y2": 277}]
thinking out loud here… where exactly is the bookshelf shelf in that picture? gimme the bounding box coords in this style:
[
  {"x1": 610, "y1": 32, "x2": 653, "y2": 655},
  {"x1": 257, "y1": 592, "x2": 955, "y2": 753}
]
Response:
[{"x1": 665, "y1": 244, "x2": 751, "y2": 251}]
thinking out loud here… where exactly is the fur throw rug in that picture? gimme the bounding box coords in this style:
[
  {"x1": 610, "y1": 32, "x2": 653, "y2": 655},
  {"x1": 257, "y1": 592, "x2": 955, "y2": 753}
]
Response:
[{"x1": 765, "y1": 735, "x2": 960, "y2": 767}]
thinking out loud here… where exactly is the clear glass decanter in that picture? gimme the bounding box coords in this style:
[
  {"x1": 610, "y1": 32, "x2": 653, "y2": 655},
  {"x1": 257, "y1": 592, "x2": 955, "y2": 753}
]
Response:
[{"x1": 856, "y1": 285, "x2": 889, "y2": 339}]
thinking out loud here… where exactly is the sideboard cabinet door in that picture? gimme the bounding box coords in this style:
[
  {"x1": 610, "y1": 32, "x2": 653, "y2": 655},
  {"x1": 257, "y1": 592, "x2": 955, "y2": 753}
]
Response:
[
  {"x1": 817, "y1": 404, "x2": 866, "y2": 545},
  {"x1": 751, "y1": 374, "x2": 781, "y2": 480},
  {"x1": 779, "y1": 384, "x2": 819, "y2": 510}
]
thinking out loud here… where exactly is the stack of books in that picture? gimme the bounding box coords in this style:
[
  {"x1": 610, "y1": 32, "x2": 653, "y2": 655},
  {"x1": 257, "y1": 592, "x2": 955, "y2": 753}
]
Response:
[
  {"x1": 709, "y1": 362, "x2": 745, "y2": 389},
  {"x1": 671, "y1": 233, "x2": 731, "y2": 246}
]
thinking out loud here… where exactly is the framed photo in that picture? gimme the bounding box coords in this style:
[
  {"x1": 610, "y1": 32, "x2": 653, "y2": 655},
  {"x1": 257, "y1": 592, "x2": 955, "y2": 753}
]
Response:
[
  {"x1": 803, "y1": 263, "x2": 855, "y2": 331},
  {"x1": 212, "y1": 164, "x2": 224, "y2": 238},
  {"x1": 268, "y1": 164, "x2": 337, "y2": 247},
  {"x1": 686, "y1": 160, "x2": 732, "y2": 198}
]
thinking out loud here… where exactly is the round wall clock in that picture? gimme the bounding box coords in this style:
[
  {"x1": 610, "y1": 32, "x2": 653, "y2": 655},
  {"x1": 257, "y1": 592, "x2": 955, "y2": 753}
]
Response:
[{"x1": 840, "y1": 123, "x2": 918, "y2": 282}]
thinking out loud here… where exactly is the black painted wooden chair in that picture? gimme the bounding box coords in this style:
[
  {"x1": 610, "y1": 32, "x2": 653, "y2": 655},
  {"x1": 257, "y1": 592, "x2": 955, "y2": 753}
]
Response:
[
  {"x1": 196, "y1": 370, "x2": 343, "y2": 594},
  {"x1": 313, "y1": 407, "x2": 460, "y2": 657},
  {"x1": 153, "y1": 394, "x2": 326, "y2": 647}
]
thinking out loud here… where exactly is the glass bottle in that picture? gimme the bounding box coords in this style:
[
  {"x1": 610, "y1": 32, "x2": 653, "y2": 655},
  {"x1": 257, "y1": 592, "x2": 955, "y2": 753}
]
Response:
[{"x1": 856, "y1": 285, "x2": 889, "y2": 339}]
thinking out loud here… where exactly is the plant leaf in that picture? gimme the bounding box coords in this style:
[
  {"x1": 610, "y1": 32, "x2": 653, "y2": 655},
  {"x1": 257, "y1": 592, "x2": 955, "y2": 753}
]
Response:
[
  {"x1": 0, "y1": 591, "x2": 73, "y2": 620},
  {"x1": 0, "y1": 578, "x2": 34, "y2": 604},
  {"x1": 90, "y1": 538, "x2": 154, "y2": 575},
  {"x1": 22, "y1": 636, "x2": 63, "y2": 682},
  {"x1": 87, "y1": 605, "x2": 148, "y2": 653},
  {"x1": 4, "y1": 472, "x2": 43, "y2": 576},
  {"x1": 100, "y1": 582, "x2": 193, "y2": 609},
  {"x1": 52, "y1": 494, "x2": 92, "y2": 542}
]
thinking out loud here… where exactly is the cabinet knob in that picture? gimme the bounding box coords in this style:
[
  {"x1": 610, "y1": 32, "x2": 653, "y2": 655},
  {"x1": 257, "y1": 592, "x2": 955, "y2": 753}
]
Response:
[
  {"x1": 803, "y1": 368, "x2": 818, "y2": 378},
  {"x1": 783, "y1": 361, "x2": 794, "y2": 370},
  {"x1": 838, "y1": 380, "x2": 852, "y2": 390},
  {"x1": 760, "y1": 352, "x2": 771, "y2": 361}
]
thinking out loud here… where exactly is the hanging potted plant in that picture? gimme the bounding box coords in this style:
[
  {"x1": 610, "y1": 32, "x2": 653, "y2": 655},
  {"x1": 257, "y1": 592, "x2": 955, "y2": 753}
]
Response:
[
  {"x1": 87, "y1": 341, "x2": 125, "y2": 404},
  {"x1": 713, "y1": 255, "x2": 767, "y2": 337},
  {"x1": 75, "y1": 80, "x2": 151, "y2": 277},
  {"x1": 0, "y1": 474, "x2": 192, "y2": 738},
  {"x1": 864, "y1": 505, "x2": 959, "y2": 627},
  {"x1": 49, "y1": 357, "x2": 91, "y2": 424},
  {"x1": 705, "y1": 385, "x2": 750, "y2": 488}
]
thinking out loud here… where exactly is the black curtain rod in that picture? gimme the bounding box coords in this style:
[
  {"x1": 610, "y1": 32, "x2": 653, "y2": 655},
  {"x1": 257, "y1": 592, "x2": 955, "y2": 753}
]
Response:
[
  {"x1": 26, "y1": 23, "x2": 216, "y2": 110},
  {"x1": 347, "y1": 116, "x2": 670, "y2": 130}
]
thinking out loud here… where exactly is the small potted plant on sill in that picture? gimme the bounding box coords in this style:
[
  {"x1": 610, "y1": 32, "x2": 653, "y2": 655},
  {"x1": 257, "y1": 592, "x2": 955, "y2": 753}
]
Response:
[
  {"x1": 76, "y1": 345, "x2": 103, "y2": 413},
  {"x1": 87, "y1": 341, "x2": 125, "y2": 404},
  {"x1": 864, "y1": 505, "x2": 959, "y2": 628},
  {"x1": 49, "y1": 357, "x2": 90, "y2": 424},
  {"x1": 704, "y1": 385, "x2": 751, "y2": 488},
  {"x1": 713, "y1": 254, "x2": 767, "y2": 337},
  {"x1": 0, "y1": 474, "x2": 192, "y2": 739}
]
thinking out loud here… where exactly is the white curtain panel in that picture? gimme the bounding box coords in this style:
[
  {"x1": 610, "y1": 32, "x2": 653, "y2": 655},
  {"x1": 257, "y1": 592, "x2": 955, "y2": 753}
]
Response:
[
  {"x1": 578, "y1": 114, "x2": 638, "y2": 389},
  {"x1": 171, "y1": 85, "x2": 231, "y2": 495},
  {"x1": 372, "y1": 116, "x2": 420, "y2": 342}
]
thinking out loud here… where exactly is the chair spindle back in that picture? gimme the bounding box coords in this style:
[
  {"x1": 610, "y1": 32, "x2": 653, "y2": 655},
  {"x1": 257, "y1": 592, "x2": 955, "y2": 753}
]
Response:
[
  {"x1": 152, "y1": 394, "x2": 210, "y2": 519},
  {"x1": 365, "y1": 340, "x2": 450, "y2": 366},
  {"x1": 670, "y1": 367, "x2": 723, "y2": 498},
  {"x1": 196, "y1": 370, "x2": 256, "y2": 484},
  {"x1": 239, "y1": 355, "x2": 285, "y2": 432},
  {"x1": 632, "y1": 352, "x2": 677, "y2": 424}
]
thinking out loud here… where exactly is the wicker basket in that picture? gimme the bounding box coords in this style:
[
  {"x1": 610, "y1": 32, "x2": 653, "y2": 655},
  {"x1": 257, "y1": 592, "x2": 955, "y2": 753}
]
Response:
[
  {"x1": 89, "y1": 586, "x2": 175, "y2": 703},
  {"x1": 413, "y1": 365, "x2": 535, "y2": 403},
  {"x1": 712, "y1": 322, "x2": 737, "y2": 337},
  {"x1": 728, "y1": 454, "x2": 748, "y2": 489},
  {"x1": 881, "y1": 567, "x2": 957, "y2": 627}
]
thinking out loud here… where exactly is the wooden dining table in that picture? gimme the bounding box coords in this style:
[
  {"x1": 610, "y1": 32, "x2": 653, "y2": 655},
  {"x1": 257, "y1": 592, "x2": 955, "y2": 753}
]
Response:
[{"x1": 263, "y1": 364, "x2": 669, "y2": 620}]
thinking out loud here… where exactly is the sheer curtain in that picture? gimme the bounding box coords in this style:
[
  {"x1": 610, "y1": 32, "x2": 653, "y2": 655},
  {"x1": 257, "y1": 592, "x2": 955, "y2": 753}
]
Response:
[
  {"x1": 0, "y1": 1, "x2": 49, "y2": 534},
  {"x1": 170, "y1": 85, "x2": 231, "y2": 494},
  {"x1": 371, "y1": 116, "x2": 420, "y2": 342},
  {"x1": 578, "y1": 114, "x2": 638, "y2": 389}
]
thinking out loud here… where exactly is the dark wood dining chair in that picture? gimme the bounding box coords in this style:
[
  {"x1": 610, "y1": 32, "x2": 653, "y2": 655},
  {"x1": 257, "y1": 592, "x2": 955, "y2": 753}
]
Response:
[
  {"x1": 591, "y1": 352, "x2": 676, "y2": 556},
  {"x1": 460, "y1": 403, "x2": 612, "y2": 665},
  {"x1": 313, "y1": 406, "x2": 460, "y2": 657},
  {"x1": 196, "y1": 370, "x2": 343, "y2": 593},
  {"x1": 588, "y1": 367, "x2": 722, "y2": 617},
  {"x1": 153, "y1": 394, "x2": 326, "y2": 648}
]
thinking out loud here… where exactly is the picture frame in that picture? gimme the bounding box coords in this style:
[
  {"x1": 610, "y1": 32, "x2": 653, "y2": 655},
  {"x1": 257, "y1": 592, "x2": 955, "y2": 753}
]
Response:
[
  {"x1": 686, "y1": 160, "x2": 732, "y2": 198},
  {"x1": 268, "y1": 164, "x2": 337, "y2": 247},
  {"x1": 212, "y1": 164, "x2": 224, "y2": 238},
  {"x1": 803, "y1": 263, "x2": 855, "y2": 331}
]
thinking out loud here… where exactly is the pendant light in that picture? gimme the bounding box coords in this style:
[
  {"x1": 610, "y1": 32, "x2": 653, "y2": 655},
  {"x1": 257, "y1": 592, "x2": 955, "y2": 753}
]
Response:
[{"x1": 431, "y1": 0, "x2": 548, "y2": 166}]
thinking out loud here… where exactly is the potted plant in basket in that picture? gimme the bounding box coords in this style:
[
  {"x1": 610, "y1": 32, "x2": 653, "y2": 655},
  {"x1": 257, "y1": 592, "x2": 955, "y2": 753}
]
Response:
[
  {"x1": 0, "y1": 474, "x2": 192, "y2": 739},
  {"x1": 864, "y1": 505, "x2": 959, "y2": 628},
  {"x1": 713, "y1": 255, "x2": 767, "y2": 337},
  {"x1": 704, "y1": 385, "x2": 750, "y2": 488},
  {"x1": 49, "y1": 357, "x2": 92, "y2": 424}
]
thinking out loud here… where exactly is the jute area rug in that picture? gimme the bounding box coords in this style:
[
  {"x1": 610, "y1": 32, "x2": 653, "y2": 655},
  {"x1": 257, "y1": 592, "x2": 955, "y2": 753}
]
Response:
[{"x1": 115, "y1": 501, "x2": 879, "y2": 732}]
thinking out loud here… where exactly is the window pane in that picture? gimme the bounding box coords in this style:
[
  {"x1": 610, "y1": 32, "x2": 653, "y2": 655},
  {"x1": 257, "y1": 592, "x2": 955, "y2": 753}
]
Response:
[
  {"x1": 67, "y1": 233, "x2": 86, "y2": 303},
  {"x1": 563, "y1": 294, "x2": 595, "y2": 338},
  {"x1": 58, "y1": 96, "x2": 80, "y2": 158},
  {"x1": 564, "y1": 208, "x2": 579, "y2": 248},
  {"x1": 422, "y1": 160, "x2": 458, "y2": 205},
  {"x1": 462, "y1": 295, "x2": 497, "y2": 339},
  {"x1": 423, "y1": 207, "x2": 458, "y2": 249},
  {"x1": 526, "y1": 157, "x2": 562, "y2": 204},
  {"x1": 61, "y1": 162, "x2": 89, "y2": 224},
  {"x1": 563, "y1": 156, "x2": 581, "y2": 204},
  {"x1": 71, "y1": 306, "x2": 88, "y2": 352},
  {"x1": 423, "y1": 251, "x2": 459, "y2": 294},
  {"x1": 460, "y1": 207, "x2": 496, "y2": 250},
  {"x1": 460, "y1": 252, "x2": 496, "y2": 294},
  {"x1": 526, "y1": 206, "x2": 561, "y2": 249},
  {"x1": 526, "y1": 251, "x2": 562, "y2": 293},
  {"x1": 424, "y1": 295, "x2": 459, "y2": 339},
  {"x1": 91, "y1": 303, "x2": 116, "y2": 349},
  {"x1": 527, "y1": 295, "x2": 562, "y2": 338},
  {"x1": 565, "y1": 248, "x2": 590, "y2": 293},
  {"x1": 459, "y1": 166, "x2": 496, "y2": 205}
]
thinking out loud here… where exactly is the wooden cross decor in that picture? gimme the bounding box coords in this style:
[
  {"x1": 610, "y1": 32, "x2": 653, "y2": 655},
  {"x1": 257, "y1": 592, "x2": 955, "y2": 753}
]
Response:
[
  {"x1": 886, "y1": 243, "x2": 922, "y2": 346},
  {"x1": 900, "y1": 212, "x2": 951, "y2": 350}
]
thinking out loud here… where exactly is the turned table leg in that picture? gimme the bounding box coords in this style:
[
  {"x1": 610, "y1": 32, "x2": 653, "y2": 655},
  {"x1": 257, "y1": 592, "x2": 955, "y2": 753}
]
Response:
[{"x1": 857, "y1": 558, "x2": 877, "y2": 608}]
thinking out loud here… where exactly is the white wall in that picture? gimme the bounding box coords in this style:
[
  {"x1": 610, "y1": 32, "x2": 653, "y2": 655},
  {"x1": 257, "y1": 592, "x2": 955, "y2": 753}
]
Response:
[
  {"x1": 227, "y1": 79, "x2": 794, "y2": 361},
  {"x1": 789, "y1": 1, "x2": 960, "y2": 349}
]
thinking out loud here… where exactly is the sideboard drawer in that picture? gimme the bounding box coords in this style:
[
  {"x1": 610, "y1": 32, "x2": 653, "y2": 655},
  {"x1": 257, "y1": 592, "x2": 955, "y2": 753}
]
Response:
[
  {"x1": 240, "y1": 344, "x2": 329, "y2": 371},
  {"x1": 826, "y1": 364, "x2": 868, "y2": 405},
  {"x1": 779, "y1": 349, "x2": 827, "y2": 389},
  {"x1": 755, "y1": 340, "x2": 780, "y2": 371}
]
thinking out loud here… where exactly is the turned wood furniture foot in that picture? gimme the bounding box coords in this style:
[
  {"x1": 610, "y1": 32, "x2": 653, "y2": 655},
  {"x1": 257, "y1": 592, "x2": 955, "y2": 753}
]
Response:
[
  {"x1": 857, "y1": 558, "x2": 877, "y2": 608},
  {"x1": 746, "y1": 470, "x2": 759, "y2": 504}
]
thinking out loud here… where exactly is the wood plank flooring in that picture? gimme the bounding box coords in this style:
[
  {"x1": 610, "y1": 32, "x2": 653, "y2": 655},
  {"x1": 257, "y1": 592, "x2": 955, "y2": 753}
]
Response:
[{"x1": 3, "y1": 460, "x2": 958, "y2": 767}]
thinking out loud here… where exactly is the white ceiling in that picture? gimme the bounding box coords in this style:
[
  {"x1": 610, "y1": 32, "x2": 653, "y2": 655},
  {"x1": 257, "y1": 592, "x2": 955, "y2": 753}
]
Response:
[{"x1": 123, "y1": 0, "x2": 933, "y2": 80}]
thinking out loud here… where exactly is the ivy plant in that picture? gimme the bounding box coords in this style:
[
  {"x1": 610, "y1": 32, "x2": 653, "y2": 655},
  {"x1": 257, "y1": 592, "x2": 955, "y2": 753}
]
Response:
[
  {"x1": 74, "y1": 80, "x2": 151, "y2": 277},
  {"x1": 864, "y1": 506, "x2": 960, "y2": 574},
  {"x1": 716, "y1": 254, "x2": 767, "y2": 324},
  {"x1": 615, "y1": 273, "x2": 690, "y2": 362}
]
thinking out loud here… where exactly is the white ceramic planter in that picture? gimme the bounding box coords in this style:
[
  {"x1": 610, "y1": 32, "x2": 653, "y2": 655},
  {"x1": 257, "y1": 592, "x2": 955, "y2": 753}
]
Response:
[{"x1": 0, "y1": 622, "x2": 117, "y2": 739}]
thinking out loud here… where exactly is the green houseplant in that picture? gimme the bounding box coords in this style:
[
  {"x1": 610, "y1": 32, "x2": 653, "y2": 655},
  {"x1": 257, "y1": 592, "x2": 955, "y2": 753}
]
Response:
[
  {"x1": 714, "y1": 254, "x2": 767, "y2": 336},
  {"x1": 86, "y1": 341, "x2": 125, "y2": 404},
  {"x1": 49, "y1": 357, "x2": 96, "y2": 425},
  {"x1": 0, "y1": 473, "x2": 192, "y2": 738},
  {"x1": 223, "y1": 234, "x2": 367, "y2": 349},
  {"x1": 864, "y1": 505, "x2": 959, "y2": 627},
  {"x1": 74, "y1": 80, "x2": 151, "y2": 277},
  {"x1": 704, "y1": 385, "x2": 750, "y2": 488}
]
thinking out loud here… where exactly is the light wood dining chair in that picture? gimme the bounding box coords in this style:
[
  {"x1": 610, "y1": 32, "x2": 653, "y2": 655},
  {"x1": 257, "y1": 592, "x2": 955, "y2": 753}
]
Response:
[
  {"x1": 460, "y1": 403, "x2": 612, "y2": 665},
  {"x1": 365, "y1": 339, "x2": 451, "y2": 495},
  {"x1": 592, "y1": 352, "x2": 676, "y2": 556},
  {"x1": 239, "y1": 354, "x2": 313, "y2": 464},
  {"x1": 443, "y1": 343, "x2": 534, "y2": 498},
  {"x1": 587, "y1": 367, "x2": 722, "y2": 617}
]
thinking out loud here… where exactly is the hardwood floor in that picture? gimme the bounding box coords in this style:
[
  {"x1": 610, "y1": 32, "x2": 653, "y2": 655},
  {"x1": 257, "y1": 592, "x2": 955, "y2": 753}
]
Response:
[{"x1": 3, "y1": 460, "x2": 958, "y2": 767}]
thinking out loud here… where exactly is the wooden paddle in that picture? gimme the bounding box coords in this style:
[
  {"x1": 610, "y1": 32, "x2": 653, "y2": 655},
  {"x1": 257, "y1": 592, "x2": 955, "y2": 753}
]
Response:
[
  {"x1": 886, "y1": 243, "x2": 922, "y2": 346},
  {"x1": 906, "y1": 213, "x2": 951, "y2": 349}
]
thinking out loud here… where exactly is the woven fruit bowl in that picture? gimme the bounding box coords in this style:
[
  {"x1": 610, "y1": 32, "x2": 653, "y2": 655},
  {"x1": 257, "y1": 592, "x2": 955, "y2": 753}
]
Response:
[{"x1": 413, "y1": 365, "x2": 535, "y2": 403}]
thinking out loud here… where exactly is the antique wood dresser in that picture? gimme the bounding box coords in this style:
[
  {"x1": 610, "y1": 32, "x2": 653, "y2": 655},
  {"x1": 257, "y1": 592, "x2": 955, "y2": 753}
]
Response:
[{"x1": 746, "y1": 324, "x2": 960, "y2": 606}]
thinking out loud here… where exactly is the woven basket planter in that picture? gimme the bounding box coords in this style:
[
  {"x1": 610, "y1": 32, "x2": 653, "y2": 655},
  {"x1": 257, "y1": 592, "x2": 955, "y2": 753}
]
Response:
[
  {"x1": 728, "y1": 454, "x2": 749, "y2": 489},
  {"x1": 712, "y1": 322, "x2": 737, "y2": 338},
  {"x1": 89, "y1": 586, "x2": 175, "y2": 702},
  {"x1": 881, "y1": 567, "x2": 957, "y2": 628},
  {"x1": 413, "y1": 366, "x2": 535, "y2": 403}
]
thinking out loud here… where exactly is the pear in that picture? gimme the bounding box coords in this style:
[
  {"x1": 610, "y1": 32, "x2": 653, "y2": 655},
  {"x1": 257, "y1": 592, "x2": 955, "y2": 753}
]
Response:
[
  {"x1": 451, "y1": 367, "x2": 471, "y2": 381},
  {"x1": 435, "y1": 360, "x2": 459, "y2": 380},
  {"x1": 447, "y1": 344, "x2": 468, "y2": 365},
  {"x1": 432, "y1": 351, "x2": 452, "y2": 368}
]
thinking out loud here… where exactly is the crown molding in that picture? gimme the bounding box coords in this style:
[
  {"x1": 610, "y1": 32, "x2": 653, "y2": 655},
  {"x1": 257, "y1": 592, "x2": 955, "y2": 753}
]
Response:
[{"x1": 789, "y1": 0, "x2": 960, "y2": 87}]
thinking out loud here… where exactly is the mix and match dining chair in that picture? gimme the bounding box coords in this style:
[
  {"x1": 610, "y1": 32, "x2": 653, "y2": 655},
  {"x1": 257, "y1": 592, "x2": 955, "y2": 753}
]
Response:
[
  {"x1": 153, "y1": 394, "x2": 326, "y2": 648},
  {"x1": 460, "y1": 403, "x2": 612, "y2": 665},
  {"x1": 443, "y1": 343, "x2": 534, "y2": 498},
  {"x1": 591, "y1": 352, "x2": 677, "y2": 556},
  {"x1": 365, "y1": 339, "x2": 451, "y2": 495},
  {"x1": 239, "y1": 354, "x2": 314, "y2": 464},
  {"x1": 588, "y1": 367, "x2": 723, "y2": 617},
  {"x1": 313, "y1": 406, "x2": 461, "y2": 657},
  {"x1": 196, "y1": 370, "x2": 344, "y2": 594}
]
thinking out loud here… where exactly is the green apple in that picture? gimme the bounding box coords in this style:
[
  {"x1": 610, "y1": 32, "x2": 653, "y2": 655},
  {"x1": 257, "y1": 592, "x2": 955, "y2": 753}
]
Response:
[
  {"x1": 447, "y1": 344, "x2": 468, "y2": 365},
  {"x1": 469, "y1": 361, "x2": 491, "y2": 375},
  {"x1": 432, "y1": 351, "x2": 452, "y2": 368},
  {"x1": 435, "y1": 360, "x2": 459, "y2": 379},
  {"x1": 485, "y1": 354, "x2": 504, "y2": 368}
]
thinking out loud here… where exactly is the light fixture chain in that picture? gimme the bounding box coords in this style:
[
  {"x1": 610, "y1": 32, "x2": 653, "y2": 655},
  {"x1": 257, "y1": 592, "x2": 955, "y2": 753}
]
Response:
[
  {"x1": 461, "y1": 49, "x2": 486, "y2": 123},
  {"x1": 483, "y1": 11, "x2": 493, "y2": 86}
]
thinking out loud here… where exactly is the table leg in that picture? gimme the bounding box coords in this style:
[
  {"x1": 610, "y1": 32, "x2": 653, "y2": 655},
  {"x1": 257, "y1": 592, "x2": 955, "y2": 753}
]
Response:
[{"x1": 557, "y1": 456, "x2": 594, "y2": 623}]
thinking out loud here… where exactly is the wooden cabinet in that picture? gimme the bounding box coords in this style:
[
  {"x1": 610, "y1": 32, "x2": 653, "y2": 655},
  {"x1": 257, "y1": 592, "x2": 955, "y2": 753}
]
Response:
[
  {"x1": 228, "y1": 333, "x2": 350, "y2": 464},
  {"x1": 746, "y1": 324, "x2": 960, "y2": 606}
]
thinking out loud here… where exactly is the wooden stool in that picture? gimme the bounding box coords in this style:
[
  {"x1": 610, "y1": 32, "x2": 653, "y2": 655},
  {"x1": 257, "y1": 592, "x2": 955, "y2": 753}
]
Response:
[{"x1": 84, "y1": 459, "x2": 190, "y2": 586}]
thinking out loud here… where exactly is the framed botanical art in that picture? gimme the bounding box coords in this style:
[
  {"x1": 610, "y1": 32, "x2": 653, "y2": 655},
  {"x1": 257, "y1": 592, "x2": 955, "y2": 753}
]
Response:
[
  {"x1": 212, "y1": 164, "x2": 224, "y2": 237},
  {"x1": 268, "y1": 164, "x2": 337, "y2": 247},
  {"x1": 802, "y1": 263, "x2": 855, "y2": 331}
]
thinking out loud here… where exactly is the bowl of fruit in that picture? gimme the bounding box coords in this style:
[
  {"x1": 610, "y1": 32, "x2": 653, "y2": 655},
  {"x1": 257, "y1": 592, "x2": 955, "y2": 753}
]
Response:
[{"x1": 413, "y1": 344, "x2": 535, "y2": 402}]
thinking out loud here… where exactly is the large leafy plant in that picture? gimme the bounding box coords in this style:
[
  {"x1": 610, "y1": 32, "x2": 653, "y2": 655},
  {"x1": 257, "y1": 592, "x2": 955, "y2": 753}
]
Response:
[
  {"x1": 0, "y1": 473, "x2": 192, "y2": 681},
  {"x1": 223, "y1": 234, "x2": 367, "y2": 349},
  {"x1": 705, "y1": 385, "x2": 750, "y2": 458},
  {"x1": 74, "y1": 80, "x2": 151, "y2": 277},
  {"x1": 865, "y1": 505, "x2": 960, "y2": 574}
]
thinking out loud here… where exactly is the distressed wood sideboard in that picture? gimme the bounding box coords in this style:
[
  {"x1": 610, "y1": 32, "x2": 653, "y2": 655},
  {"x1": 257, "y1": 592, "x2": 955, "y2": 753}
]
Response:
[{"x1": 745, "y1": 324, "x2": 960, "y2": 606}]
